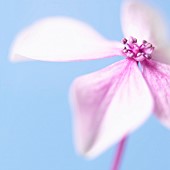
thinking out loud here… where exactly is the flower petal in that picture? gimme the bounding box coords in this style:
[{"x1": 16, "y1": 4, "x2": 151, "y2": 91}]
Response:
[
  {"x1": 152, "y1": 46, "x2": 170, "y2": 65},
  {"x1": 10, "y1": 17, "x2": 123, "y2": 62},
  {"x1": 121, "y1": 0, "x2": 168, "y2": 46},
  {"x1": 70, "y1": 59, "x2": 153, "y2": 158},
  {"x1": 141, "y1": 59, "x2": 170, "y2": 128}
]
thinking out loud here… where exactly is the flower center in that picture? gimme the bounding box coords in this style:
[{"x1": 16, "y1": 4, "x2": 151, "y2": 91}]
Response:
[{"x1": 121, "y1": 36, "x2": 154, "y2": 61}]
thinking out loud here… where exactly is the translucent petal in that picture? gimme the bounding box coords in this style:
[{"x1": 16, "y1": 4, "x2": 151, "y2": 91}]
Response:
[
  {"x1": 10, "y1": 17, "x2": 123, "y2": 62},
  {"x1": 70, "y1": 59, "x2": 153, "y2": 158},
  {"x1": 141, "y1": 59, "x2": 170, "y2": 128},
  {"x1": 152, "y1": 46, "x2": 170, "y2": 65},
  {"x1": 121, "y1": 0, "x2": 168, "y2": 46}
]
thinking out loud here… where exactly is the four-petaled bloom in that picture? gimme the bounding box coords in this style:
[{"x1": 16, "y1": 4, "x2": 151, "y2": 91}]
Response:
[{"x1": 10, "y1": 0, "x2": 170, "y2": 158}]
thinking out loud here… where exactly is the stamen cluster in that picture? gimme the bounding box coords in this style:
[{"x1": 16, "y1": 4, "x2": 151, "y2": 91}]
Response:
[{"x1": 122, "y1": 36, "x2": 154, "y2": 61}]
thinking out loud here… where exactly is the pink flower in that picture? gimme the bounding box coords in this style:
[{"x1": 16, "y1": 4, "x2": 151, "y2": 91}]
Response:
[{"x1": 10, "y1": 0, "x2": 170, "y2": 158}]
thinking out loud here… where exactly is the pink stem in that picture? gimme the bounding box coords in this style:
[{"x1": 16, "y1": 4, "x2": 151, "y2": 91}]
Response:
[{"x1": 111, "y1": 136, "x2": 127, "y2": 170}]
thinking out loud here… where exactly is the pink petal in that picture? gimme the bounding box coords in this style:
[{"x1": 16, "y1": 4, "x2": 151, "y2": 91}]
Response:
[
  {"x1": 141, "y1": 59, "x2": 170, "y2": 128},
  {"x1": 121, "y1": 0, "x2": 168, "y2": 46},
  {"x1": 10, "y1": 17, "x2": 123, "y2": 62},
  {"x1": 70, "y1": 59, "x2": 153, "y2": 158},
  {"x1": 152, "y1": 47, "x2": 170, "y2": 65}
]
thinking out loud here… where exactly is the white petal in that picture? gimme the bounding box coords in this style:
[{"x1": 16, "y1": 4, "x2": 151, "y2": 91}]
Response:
[
  {"x1": 70, "y1": 59, "x2": 153, "y2": 158},
  {"x1": 152, "y1": 46, "x2": 170, "y2": 65},
  {"x1": 121, "y1": 0, "x2": 168, "y2": 46},
  {"x1": 10, "y1": 17, "x2": 123, "y2": 62}
]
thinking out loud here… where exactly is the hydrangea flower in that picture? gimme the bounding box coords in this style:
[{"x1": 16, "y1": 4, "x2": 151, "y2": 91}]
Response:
[{"x1": 10, "y1": 0, "x2": 170, "y2": 159}]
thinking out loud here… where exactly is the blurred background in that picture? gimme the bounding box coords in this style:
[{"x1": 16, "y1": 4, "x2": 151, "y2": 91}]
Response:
[{"x1": 0, "y1": 0, "x2": 170, "y2": 169}]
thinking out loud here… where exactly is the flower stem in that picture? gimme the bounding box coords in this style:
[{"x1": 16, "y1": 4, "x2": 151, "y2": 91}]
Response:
[{"x1": 111, "y1": 136, "x2": 127, "y2": 170}]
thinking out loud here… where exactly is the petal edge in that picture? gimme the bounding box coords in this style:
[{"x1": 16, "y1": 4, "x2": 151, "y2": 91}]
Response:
[{"x1": 10, "y1": 17, "x2": 123, "y2": 62}]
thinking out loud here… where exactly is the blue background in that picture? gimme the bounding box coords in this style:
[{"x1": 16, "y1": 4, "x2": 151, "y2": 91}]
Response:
[{"x1": 1, "y1": 0, "x2": 170, "y2": 170}]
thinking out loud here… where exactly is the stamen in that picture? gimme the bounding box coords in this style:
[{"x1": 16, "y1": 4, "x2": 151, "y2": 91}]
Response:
[
  {"x1": 123, "y1": 47, "x2": 128, "y2": 53},
  {"x1": 144, "y1": 54, "x2": 152, "y2": 59},
  {"x1": 122, "y1": 38, "x2": 127, "y2": 44},
  {"x1": 142, "y1": 40, "x2": 147, "y2": 44},
  {"x1": 127, "y1": 51, "x2": 134, "y2": 58},
  {"x1": 121, "y1": 36, "x2": 155, "y2": 62},
  {"x1": 144, "y1": 43, "x2": 152, "y2": 48},
  {"x1": 129, "y1": 36, "x2": 137, "y2": 44},
  {"x1": 137, "y1": 52, "x2": 143, "y2": 57}
]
